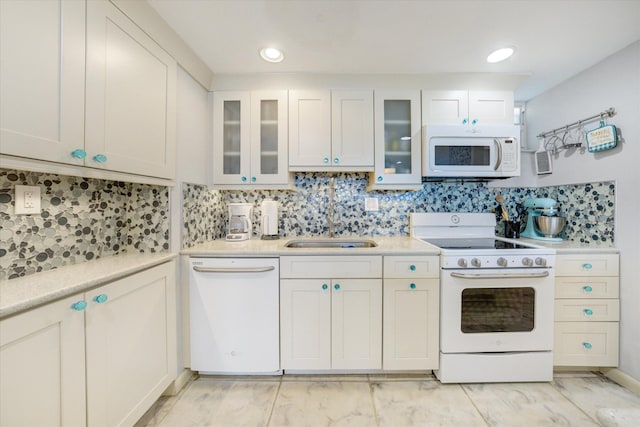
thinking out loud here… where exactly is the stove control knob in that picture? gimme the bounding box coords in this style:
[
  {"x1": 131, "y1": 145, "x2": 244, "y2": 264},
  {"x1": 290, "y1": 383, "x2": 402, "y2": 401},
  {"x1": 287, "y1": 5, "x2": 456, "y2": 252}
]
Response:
[
  {"x1": 522, "y1": 257, "x2": 533, "y2": 267},
  {"x1": 457, "y1": 258, "x2": 468, "y2": 268},
  {"x1": 471, "y1": 258, "x2": 481, "y2": 267},
  {"x1": 497, "y1": 257, "x2": 508, "y2": 267},
  {"x1": 535, "y1": 257, "x2": 547, "y2": 266}
]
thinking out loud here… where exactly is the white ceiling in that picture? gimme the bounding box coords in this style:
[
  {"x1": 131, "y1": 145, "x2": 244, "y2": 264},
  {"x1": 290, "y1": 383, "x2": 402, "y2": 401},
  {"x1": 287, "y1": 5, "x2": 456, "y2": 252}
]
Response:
[{"x1": 147, "y1": 0, "x2": 640, "y2": 100}]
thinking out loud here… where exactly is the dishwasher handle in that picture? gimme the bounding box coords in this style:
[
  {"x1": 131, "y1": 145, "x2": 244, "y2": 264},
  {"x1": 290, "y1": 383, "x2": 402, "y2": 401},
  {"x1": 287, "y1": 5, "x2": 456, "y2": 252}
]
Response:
[{"x1": 193, "y1": 266, "x2": 276, "y2": 273}]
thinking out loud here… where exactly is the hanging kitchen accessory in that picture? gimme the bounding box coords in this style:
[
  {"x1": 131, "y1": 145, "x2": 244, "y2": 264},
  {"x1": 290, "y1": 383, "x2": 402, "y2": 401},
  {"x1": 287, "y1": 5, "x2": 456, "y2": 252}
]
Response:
[
  {"x1": 586, "y1": 120, "x2": 618, "y2": 152},
  {"x1": 535, "y1": 139, "x2": 552, "y2": 175}
]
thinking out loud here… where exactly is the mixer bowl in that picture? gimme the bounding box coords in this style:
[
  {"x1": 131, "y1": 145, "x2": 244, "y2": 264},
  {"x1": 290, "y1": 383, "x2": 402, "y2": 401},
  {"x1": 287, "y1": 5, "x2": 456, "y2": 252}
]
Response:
[{"x1": 534, "y1": 216, "x2": 566, "y2": 238}]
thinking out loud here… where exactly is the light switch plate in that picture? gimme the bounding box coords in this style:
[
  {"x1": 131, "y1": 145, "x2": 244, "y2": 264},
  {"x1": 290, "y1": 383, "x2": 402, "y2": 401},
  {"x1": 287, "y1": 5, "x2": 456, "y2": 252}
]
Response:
[
  {"x1": 364, "y1": 197, "x2": 379, "y2": 212},
  {"x1": 15, "y1": 185, "x2": 41, "y2": 215}
]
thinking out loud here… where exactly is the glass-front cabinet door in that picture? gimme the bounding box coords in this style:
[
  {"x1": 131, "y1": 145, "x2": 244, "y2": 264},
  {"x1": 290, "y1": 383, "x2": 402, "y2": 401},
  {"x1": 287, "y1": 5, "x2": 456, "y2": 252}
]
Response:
[
  {"x1": 213, "y1": 91, "x2": 288, "y2": 187},
  {"x1": 372, "y1": 90, "x2": 422, "y2": 187}
]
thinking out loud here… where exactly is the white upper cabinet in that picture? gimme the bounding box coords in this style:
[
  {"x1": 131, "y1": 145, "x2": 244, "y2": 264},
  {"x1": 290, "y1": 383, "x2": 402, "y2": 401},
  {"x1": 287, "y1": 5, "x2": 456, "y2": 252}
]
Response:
[
  {"x1": 289, "y1": 90, "x2": 374, "y2": 171},
  {"x1": 0, "y1": 0, "x2": 86, "y2": 164},
  {"x1": 370, "y1": 90, "x2": 422, "y2": 188},
  {"x1": 422, "y1": 90, "x2": 514, "y2": 126},
  {"x1": 85, "y1": 0, "x2": 176, "y2": 179},
  {"x1": 212, "y1": 90, "x2": 290, "y2": 187}
]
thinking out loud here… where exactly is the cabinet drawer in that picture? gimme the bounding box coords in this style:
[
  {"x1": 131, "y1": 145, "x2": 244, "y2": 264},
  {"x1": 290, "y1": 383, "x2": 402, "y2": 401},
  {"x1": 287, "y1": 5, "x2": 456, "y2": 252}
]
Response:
[
  {"x1": 554, "y1": 299, "x2": 619, "y2": 322},
  {"x1": 280, "y1": 256, "x2": 382, "y2": 279},
  {"x1": 554, "y1": 322, "x2": 618, "y2": 367},
  {"x1": 383, "y1": 256, "x2": 439, "y2": 278},
  {"x1": 555, "y1": 276, "x2": 619, "y2": 299},
  {"x1": 555, "y1": 254, "x2": 619, "y2": 277}
]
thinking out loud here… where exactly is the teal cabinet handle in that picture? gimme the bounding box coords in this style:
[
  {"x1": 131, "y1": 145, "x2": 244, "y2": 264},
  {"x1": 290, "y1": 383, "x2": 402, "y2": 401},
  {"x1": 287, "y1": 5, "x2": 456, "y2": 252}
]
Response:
[
  {"x1": 410, "y1": 283, "x2": 416, "y2": 289},
  {"x1": 583, "y1": 263, "x2": 593, "y2": 270},
  {"x1": 251, "y1": 176, "x2": 256, "y2": 182},
  {"x1": 323, "y1": 157, "x2": 329, "y2": 164},
  {"x1": 94, "y1": 294, "x2": 108, "y2": 304},
  {"x1": 377, "y1": 176, "x2": 383, "y2": 182},
  {"x1": 71, "y1": 301, "x2": 87, "y2": 311},
  {"x1": 322, "y1": 284, "x2": 328, "y2": 290},
  {"x1": 334, "y1": 284, "x2": 340, "y2": 291},
  {"x1": 409, "y1": 265, "x2": 416, "y2": 271},
  {"x1": 471, "y1": 119, "x2": 478, "y2": 125},
  {"x1": 71, "y1": 149, "x2": 87, "y2": 159},
  {"x1": 582, "y1": 342, "x2": 593, "y2": 350},
  {"x1": 583, "y1": 308, "x2": 593, "y2": 316},
  {"x1": 333, "y1": 157, "x2": 339, "y2": 164},
  {"x1": 241, "y1": 176, "x2": 247, "y2": 182},
  {"x1": 462, "y1": 118, "x2": 468, "y2": 124},
  {"x1": 582, "y1": 285, "x2": 593, "y2": 293},
  {"x1": 92, "y1": 154, "x2": 107, "y2": 163}
]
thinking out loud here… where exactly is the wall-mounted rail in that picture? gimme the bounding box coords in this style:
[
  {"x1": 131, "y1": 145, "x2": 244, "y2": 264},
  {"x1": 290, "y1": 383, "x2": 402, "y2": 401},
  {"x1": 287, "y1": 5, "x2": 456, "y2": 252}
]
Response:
[{"x1": 537, "y1": 107, "x2": 616, "y2": 139}]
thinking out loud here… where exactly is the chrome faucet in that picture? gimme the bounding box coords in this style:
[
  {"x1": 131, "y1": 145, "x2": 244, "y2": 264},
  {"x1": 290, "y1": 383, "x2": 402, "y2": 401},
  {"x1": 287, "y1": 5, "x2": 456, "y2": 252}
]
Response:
[{"x1": 327, "y1": 176, "x2": 343, "y2": 237}]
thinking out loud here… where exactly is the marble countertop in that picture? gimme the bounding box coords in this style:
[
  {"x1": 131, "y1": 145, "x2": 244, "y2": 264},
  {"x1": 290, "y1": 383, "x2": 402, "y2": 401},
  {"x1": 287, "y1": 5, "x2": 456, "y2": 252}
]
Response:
[
  {"x1": 0, "y1": 253, "x2": 177, "y2": 319},
  {"x1": 182, "y1": 236, "x2": 440, "y2": 257},
  {"x1": 518, "y1": 238, "x2": 619, "y2": 254}
]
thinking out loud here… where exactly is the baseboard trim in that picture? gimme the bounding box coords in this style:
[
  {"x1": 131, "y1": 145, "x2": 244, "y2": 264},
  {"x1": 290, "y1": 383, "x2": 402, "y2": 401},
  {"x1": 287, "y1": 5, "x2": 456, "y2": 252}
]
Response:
[
  {"x1": 602, "y1": 368, "x2": 640, "y2": 396},
  {"x1": 162, "y1": 369, "x2": 195, "y2": 396}
]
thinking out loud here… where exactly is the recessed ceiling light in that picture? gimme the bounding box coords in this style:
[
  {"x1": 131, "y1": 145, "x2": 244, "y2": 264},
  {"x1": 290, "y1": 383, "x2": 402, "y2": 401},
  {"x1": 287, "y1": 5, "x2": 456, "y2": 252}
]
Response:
[
  {"x1": 260, "y1": 47, "x2": 284, "y2": 63},
  {"x1": 487, "y1": 47, "x2": 515, "y2": 63}
]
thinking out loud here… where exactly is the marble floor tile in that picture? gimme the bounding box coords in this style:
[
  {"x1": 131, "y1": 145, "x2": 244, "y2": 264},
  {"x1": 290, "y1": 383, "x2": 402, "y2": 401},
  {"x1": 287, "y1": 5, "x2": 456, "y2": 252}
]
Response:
[
  {"x1": 553, "y1": 376, "x2": 640, "y2": 420},
  {"x1": 463, "y1": 382, "x2": 597, "y2": 426},
  {"x1": 156, "y1": 378, "x2": 279, "y2": 427},
  {"x1": 371, "y1": 380, "x2": 487, "y2": 426},
  {"x1": 269, "y1": 381, "x2": 375, "y2": 426}
]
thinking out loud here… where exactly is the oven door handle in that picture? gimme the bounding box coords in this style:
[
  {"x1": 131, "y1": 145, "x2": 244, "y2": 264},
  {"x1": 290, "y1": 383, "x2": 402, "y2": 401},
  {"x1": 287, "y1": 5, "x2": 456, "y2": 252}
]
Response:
[
  {"x1": 450, "y1": 271, "x2": 550, "y2": 279},
  {"x1": 494, "y1": 138, "x2": 502, "y2": 171}
]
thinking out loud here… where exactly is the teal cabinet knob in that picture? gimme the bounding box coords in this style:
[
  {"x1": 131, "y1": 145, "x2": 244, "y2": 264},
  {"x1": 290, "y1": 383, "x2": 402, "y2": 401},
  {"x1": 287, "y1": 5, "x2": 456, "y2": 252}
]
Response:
[
  {"x1": 94, "y1": 294, "x2": 108, "y2": 304},
  {"x1": 409, "y1": 265, "x2": 416, "y2": 271},
  {"x1": 471, "y1": 119, "x2": 478, "y2": 125},
  {"x1": 71, "y1": 301, "x2": 87, "y2": 311},
  {"x1": 334, "y1": 284, "x2": 340, "y2": 291},
  {"x1": 582, "y1": 285, "x2": 593, "y2": 293},
  {"x1": 583, "y1": 308, "x2": 593, "y2": 316},
  {"x1": 583, "y1": 263, "x2": 593, "y2": 270},
  {"x1": 93, "y1": 154, "x2": 107, "y2": 163},
  {"x1": 322, "y1": 284, "x2": 328, "y2": 290},
  {"x1": 377, "y1": 176, "x2": 383, "y2": 182},
  {"x1": 251, "y1": 176, "x2": 256, "y2": 182},
  {"x1": 241, "y1": 176, "x2": 247, "y2": 182},
  {"x1": 323, "y1": 157, "x2": 329, "y2": 164},
  {"x1": 333, "y1": 157, "x2": 339, "y2": 164},
  {"x1": 582, "y1": 342, "x2": 593, "y2": 350},
  {"x1": 410, "y1": 283, "x2": 416, "y2": 289},
  {"x1": 462, "y1": 118, "x2": 468, "y2": 124},
  {"x1": 71, "y1": 149, "x2": 87, "y2": 159}
]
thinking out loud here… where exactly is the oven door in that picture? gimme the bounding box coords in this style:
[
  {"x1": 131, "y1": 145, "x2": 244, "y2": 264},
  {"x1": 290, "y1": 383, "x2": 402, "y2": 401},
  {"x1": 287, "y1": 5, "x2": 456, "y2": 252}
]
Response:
[{"x1": 440, "y1": 268, "x2": 554, "y2": 353}]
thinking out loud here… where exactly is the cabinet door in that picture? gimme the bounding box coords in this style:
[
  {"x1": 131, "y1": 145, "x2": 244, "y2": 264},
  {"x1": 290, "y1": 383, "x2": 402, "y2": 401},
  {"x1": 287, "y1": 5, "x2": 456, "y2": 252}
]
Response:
[
  {"x1": 468, "y1": 91, "x2": 514, "y2": 125},
  {"x1": 85, "y1": 261, "x2": 176, "y2": 427},
  {"x1": 383, "y1": 279, "x2": 439, "y2": 370},
  {"x1": 85, "y1": 0, "x2": 177, "y2": 179},
  {"x1": 212, "y1": 91, "x2": 251, "y2": 185},
  {"x1": 0, "y1": 295, "x2": 86, "y2": 427},
  {"x1": 331, "y1": 90, "x2": 374, "y2": 168},
  {"x1": 0, "y1": 0, "x2": 85, "y2": 164},
  {"x1": 280, "y1": 279, "x2": 331, "y2": 370},
  {"x1": 421, "y1": 90, "x2": 469, "y2": 125},
  {"x1": 250, "y1": 91, "x2": 289, "y2": 184},
  {"x1": 331, "y1": 279, "x2": 382, "y2": 370},
  {"x1": 373, "y1": 90, "x2": 422, "y2": 185},
  {"x1": 288, "y1": 90, "x2": 331, "y2": 168}
]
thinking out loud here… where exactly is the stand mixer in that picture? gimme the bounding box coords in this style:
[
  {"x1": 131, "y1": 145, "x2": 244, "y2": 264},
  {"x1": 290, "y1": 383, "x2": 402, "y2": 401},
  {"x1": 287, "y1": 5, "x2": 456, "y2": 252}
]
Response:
[{"x1": 521, "y1": 198, "x2": 566, "y2": 242}]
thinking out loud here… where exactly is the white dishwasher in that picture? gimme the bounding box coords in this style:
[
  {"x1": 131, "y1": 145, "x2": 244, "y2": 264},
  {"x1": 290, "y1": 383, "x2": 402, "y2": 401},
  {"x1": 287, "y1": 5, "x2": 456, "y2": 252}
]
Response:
[{"x1": 189, "y1": 257, "x2": 280, "y2": 374}]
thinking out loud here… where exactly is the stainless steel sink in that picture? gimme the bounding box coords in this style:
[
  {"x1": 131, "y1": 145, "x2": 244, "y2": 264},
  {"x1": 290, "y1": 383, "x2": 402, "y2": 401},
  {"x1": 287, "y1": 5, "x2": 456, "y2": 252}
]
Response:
[{"x1": 284, "y1": 239, "x2": 378, "y2": 248}]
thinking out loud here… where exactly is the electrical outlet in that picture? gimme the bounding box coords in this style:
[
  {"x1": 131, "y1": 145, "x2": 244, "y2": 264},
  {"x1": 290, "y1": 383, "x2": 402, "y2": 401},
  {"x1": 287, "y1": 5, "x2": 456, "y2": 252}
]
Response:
[
  {"x1": 15, "y1": 185, "x2": 41, "y2": 215},
  {"x1": 364, "y1": 197, "x2": 379, "y2": 212}
]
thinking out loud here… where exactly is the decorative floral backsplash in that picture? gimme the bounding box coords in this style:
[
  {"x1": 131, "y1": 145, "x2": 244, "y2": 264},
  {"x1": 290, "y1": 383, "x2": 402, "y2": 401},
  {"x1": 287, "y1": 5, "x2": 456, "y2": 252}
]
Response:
[
  {"x1": 183, "y1": 173, "x2": 615, "y2": 247},
  {"x1": 0, "y1": 169, "x2": 169, "y2": 280}
]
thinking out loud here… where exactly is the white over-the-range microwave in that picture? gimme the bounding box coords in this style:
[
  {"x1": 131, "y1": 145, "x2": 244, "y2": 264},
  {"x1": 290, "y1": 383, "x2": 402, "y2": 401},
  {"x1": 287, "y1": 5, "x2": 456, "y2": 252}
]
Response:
[{"x1": 422, "y1": 124, "x2": 521, "y2": 179}]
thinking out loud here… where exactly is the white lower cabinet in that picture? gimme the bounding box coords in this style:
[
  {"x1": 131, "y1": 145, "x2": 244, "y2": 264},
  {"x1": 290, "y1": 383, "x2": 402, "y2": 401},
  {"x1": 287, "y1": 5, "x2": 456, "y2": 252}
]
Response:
[
  {"x1": 382, "y1": 256, "x2": 440, "y2": 370},
  {"x1": 0, "y1": 261, "x2": 176, "y2": 427},
  {"x1": 553, "y1": 253, "x2": 619, "y2": 367},
  {"x1": 280, "y1": 256, "x2": 382, "y2": 371}
]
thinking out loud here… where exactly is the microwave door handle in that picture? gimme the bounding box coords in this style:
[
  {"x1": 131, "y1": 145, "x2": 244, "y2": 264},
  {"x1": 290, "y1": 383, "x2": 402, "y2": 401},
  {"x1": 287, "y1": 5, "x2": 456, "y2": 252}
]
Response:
[{"x1": 494, "y1": 139, "x2": 502, "y2": 171}]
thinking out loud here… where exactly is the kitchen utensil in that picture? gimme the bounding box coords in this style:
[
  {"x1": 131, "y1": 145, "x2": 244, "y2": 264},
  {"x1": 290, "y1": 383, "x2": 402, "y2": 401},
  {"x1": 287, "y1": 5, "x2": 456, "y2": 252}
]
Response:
[
  {"x1": 535, "y1": 139, "x2": 552, "y2": 175},
  {"x1": 520, "y1": 198, "x2": 565, "y2": 242},
  {"x1": 260, "y1": 199, "x2": 279, "y2": 240},
  {"x1": 504, "y1": 220, "x2": 522, "y2": 239},
  {"x1": 533, "y1": 216, "x2": 566, "y2": 238},
  {"x1": 495, "y1": 195, "x2": 509, "y2": 221}
]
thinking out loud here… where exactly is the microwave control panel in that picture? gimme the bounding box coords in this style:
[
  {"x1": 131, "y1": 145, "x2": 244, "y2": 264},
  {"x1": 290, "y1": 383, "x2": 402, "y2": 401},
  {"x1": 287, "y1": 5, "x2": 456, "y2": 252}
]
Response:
[{"x1": 501, "y1": 139, "x2": 518, "y2": 171}]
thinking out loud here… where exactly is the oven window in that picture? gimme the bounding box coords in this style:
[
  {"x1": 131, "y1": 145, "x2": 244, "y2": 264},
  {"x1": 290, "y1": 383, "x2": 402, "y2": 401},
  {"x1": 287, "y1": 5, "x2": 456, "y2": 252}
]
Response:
[
  {"x1": 461, "y1": 287, "x2": 535, "y2": 333},
  {"x1": 434, "y1": 145, "x2": 490, "y2": 166}
]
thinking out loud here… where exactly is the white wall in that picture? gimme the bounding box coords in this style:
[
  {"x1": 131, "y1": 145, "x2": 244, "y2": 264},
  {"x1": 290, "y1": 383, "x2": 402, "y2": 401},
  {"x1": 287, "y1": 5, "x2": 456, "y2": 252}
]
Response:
[{"x1": 526, "y1": 41, "x2": 640, "y2": 381}]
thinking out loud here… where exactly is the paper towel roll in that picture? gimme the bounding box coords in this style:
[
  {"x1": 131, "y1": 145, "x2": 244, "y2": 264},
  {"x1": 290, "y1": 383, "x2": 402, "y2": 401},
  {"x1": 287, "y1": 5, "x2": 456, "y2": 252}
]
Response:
[{"x1": 261, "y1": 200, "x2": 279, "y2": 238}]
